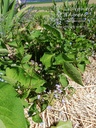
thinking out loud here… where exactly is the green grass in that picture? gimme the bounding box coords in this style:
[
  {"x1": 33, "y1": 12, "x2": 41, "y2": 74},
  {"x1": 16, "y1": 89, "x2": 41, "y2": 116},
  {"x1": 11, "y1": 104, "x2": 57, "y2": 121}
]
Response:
[{"x1": 33, "y1": 6, "x2": 52, "y2": 11}]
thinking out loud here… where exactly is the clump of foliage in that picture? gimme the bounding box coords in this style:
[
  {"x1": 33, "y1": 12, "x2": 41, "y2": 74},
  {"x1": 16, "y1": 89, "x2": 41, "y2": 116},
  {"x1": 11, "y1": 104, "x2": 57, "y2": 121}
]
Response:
[
  {"x1": 49, "y1": 0, "x2": 96, "y2": 51},
  {"x1": 0, "y1": 0, "x2": 95, "y2": 127}
]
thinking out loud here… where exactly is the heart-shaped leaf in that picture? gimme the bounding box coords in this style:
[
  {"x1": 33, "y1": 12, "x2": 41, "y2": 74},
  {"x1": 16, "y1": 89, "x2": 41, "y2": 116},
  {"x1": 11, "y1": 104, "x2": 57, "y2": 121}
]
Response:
[
  {"x1": 40, "y1": 53, "x2": 55, "y2": 69},
  {"x1": 59, "y1": 74, "x2": 69, "y2": 87}
]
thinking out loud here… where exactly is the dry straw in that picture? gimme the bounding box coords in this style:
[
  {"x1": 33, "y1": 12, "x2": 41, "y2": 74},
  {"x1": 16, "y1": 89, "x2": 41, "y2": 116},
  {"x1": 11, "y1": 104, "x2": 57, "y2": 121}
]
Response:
[{"x1": 25, "y1": 56, "x2": 96, "y2": 128}]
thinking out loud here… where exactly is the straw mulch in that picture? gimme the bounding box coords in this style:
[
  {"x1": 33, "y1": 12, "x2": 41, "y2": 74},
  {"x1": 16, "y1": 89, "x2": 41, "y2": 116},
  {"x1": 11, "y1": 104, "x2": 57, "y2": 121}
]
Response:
[{"x1": 25, "y1": 56, "x2": 96, "y2": 128}]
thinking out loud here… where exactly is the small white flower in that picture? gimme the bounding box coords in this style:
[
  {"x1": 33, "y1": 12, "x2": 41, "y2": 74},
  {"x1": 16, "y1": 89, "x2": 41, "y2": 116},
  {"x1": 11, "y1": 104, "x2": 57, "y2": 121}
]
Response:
[
  {"x1": 37, "y1": 95, "x2": 40, "y2": 99},
  {"x1": 47, "y1": 106, "x2": 52, "y2": 110},
  {"x1": 61, "y1": 99, "x2": 65, "y2": 103}
]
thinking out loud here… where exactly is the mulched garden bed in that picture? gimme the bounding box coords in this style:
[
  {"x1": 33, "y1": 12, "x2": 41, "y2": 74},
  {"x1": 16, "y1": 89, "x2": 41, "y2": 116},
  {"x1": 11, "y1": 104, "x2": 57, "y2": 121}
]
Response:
[{"x1": 25, "y1": 56, "x2": 96, "y2": 128}]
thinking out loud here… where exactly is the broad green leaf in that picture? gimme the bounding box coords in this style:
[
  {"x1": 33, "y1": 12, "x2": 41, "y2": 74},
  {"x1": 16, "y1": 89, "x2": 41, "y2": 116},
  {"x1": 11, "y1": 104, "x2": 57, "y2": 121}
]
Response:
[
  {"x1": 18, "y1": 68, "x2": 27, "y2": 85},
  {"x1": 0, "y1": 49, "x2": 9, "y2": 54},
  {"x1": 31, "y1": 30, "x2": 41, "y2": 39},
  {"x1": 40, "y1": 53, "x2": 54, "y2": 69},
  {"x1": 83, "y1": 57, "x2": 90, "y2": 64},
  {"x1": 21, "y1": 99, "x2": 29, "y2": 108},
  {"x1": 44, "y1": 24, "x2": 63, "y2": 39},
  {"x1": 6, "y1": 68, "x2": 18, "y2": 79},
  {"x1": 32, "y1": 114, "x2": 42, "y2": 123},
  {"x1": 2, "y1": 76, "x2": 16, "y2": 85},
  {"x1": 4, "y1": 67, "x2": 45, "y2": 88},
  {"x1": 51, "y1": 120, "x2": 72, "y2": 128},
  {"x1": 3, "y1": 68, "x2": 18, "y2": 85},
  {"x1": 8, "y1": 41, "x2": 17, "y2": 48},
  {"x1": 41, "y1": 100, "x2": 48, "y2": 112},
  {"x1": 3, "y1": 67, "x2": 27, "y2": 86},
  {"x1": 28, "y1": 102, "x2": 38, "y2": 116},
  {"x1": 77, "y1": 63, "x2": 85, "y2": 72},
  {"x1": 21, "y1": 54, "x2": 32, "y2": 64},
  {"x1": 63, "y1": 54, "x2": 73, "y2": 62},
  {"x1": 35, "y1": 86, "x2": 46, "y2": 93},
  {"x1": 17, "y1": 45, "x2": 24, "y2": 56},
  {"x1": 67, "y1": 54, "x2": 75, "y2": 60},
  {"x1": 0, "y1": 119, "x2": 6, "y2": 128},
  {"x1": 31, "y1": 76, "x2": 46, "y2": 89},
  {"x1": 63, "y1": 62, "x2": 83, "y2": 85},
  {"x1": 54, "y1": 54, "x2": 64, "y2": 65},
  {"x1": 0, "y1": 82, "x2": 27, "y2": 128},
  {"x1": 59, "y1": 74, "x2": 69, "y2": 87}
]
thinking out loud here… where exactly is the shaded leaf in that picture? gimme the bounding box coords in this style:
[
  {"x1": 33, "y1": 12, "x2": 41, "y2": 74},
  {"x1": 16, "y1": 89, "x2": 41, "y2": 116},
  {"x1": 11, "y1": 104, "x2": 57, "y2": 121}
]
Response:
[
  {"x1": 51, "y1": 120, "x2": 72, "y2": 128},
  {"x1": 41, "y1": 100, "x2": 48, "y2": 112},
  {"x1": 0, "y1": 49, "x2": 9, "y2": 54},
  {"x1": 28, "y1": 102, "x2": 38, "y2": 116},
  {"x1": 77, "y1": 63, "x2": 85, "y2": 72},
  {"x1": 63, "y1": 62, "x2": 83, "y2": 85},
  {"x1": 32, "y1": 114, "x2": 42, "y2": 123},
  {"x1": 44, "y1": 24, "x2": 62, "y2": 39}
]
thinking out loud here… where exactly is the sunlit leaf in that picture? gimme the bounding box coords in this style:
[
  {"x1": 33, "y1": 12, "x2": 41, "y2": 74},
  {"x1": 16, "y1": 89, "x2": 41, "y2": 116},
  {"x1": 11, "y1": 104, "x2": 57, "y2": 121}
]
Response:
[
  {"x1": 0, "y1": 82, "x2": 27, "y2": 128},
  {"x1": 44, "y1": 24, "x2": 63, "y2": 39},
  {"x1": 54, "y1": 54, "x2": 64, "y2": 65},
  {"x1": 31, "y1": 30, "x2": 41, "y2": 39},
  {"x1": 0, "y1": 49, "x2": 9, "y2": 54},
  {"x1": 0, "y1": 119, "x2": 6, "y2": 128},
  {"x1": 21, "y1": 54, "x2": 32, "y2": 64},
  {"x1": 35, "y1": 86, "x2": 46, "y2": 93},
  {"x1": 59, "y1": 74, "x2": 69, "y2": 87},
  {"x1": 51, "y1": 120, "x2": 72, "y2": 128},
  {"x1": 32, "y1": 114, "x2": 42, "y2": 123},
  {"x1": 31, "y1": 76, "x2": 46, "y2": 89},
  {"x1": 41, "y1": 100, "x2": 48, "y2": 112},
  {"x1": 40, "y1": 53, "x2": 55, "y2": 69},
  {"x1": 77, "y1": 63, "x2": 86, "y2": 72}
]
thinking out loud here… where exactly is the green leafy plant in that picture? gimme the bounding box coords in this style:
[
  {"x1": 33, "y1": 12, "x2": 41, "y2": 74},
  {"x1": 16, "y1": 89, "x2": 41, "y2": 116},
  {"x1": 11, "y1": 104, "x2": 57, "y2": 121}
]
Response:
[
  {"x1": 49, "y1": 0, "x2": 96, "y2": 51},
  {"x1": 0, "y1": 82, "x2": 27, "y2": 128},
  {"x1": 0, "y1": 0, "x2": 31, "y2": 36},
  {"x1": 51, "y1": 120, "x2": 72, "y2": 128},
  {"x1": 0, "y1": 0, "x2": 95, "y2": 126},
  {"x1": 0, "y1": 20, "x2": 84, "y2": 124}
]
